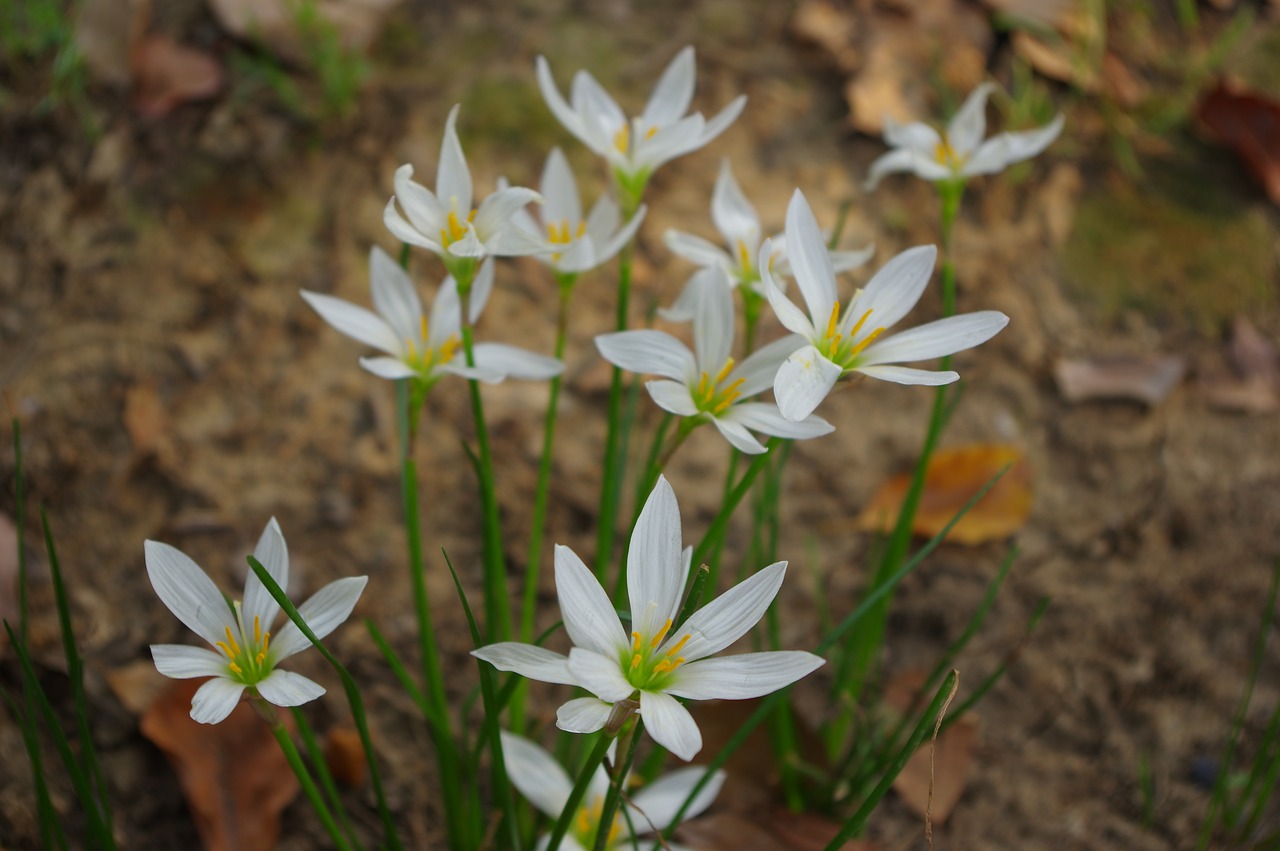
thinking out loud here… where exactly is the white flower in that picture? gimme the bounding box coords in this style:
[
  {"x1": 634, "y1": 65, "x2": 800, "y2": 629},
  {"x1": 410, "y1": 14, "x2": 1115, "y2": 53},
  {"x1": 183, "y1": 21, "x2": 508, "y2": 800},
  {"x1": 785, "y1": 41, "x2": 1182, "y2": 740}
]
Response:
[
  {"x1": 383, "y1": 104, "x2": 549, "y2": 265},
  {"x1": 501, "y1": 730, "x2": 724, "y2": 851},
  {"x1": 536, "y1": 47, "x2": 746, "y2": 196},
  {"x1": 865, "y1": 82, "x2": 1064, "y2": 189},
  {"x1": 301, "y1": 247, "x2": 563, "y2": 386},
  {"x1": 145, "y1": 518, "x2": 367, "y2": 724},
  {"x1": 504, "y1": 147, "x2": 648, "y2": 276},
  {"x1": 596, "y1": 267, "x2": 833, "y2": 455},
  {"x1": 763, "y1": 190, "x2": 1010, "y2": 422},
  {"x1": 473, "y1": 476, "x2": 824, "y2": 761},
  {"x1": 662, "y1": 159, "x2": 873, "y2": 318}
]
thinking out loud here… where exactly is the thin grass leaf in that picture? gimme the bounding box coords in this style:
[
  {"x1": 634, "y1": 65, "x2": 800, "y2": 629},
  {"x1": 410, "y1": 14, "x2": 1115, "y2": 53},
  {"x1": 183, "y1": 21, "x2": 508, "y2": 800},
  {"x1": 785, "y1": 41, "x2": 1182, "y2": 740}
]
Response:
[
  {"x1": 0, "y1": 679, "x2": 67, "y2": 850},
  {"x1": 944, "y1": 595, "x2": 1049, "y2": 727},
  {"x1": 364, "y1": 619, "x2": 432, "y2": 719},
  {"x1": 13, "y1": 418, "x2": 28, "y2": 643},
  {"x1": 292, "y1": 707, "x2": 364, "y2": 851}
]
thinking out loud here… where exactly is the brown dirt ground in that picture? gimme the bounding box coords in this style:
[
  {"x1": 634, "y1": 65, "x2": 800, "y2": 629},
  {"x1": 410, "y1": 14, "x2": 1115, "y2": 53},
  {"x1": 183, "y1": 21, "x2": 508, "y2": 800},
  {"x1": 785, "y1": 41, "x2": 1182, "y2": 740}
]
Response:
[{"x1": 2, "y1": 1, "x2": 1280, "y2": 849}]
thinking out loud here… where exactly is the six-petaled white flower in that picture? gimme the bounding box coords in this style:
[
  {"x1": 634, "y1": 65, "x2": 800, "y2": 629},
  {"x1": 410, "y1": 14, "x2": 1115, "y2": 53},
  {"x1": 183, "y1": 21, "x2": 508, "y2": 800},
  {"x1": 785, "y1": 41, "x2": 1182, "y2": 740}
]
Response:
[
  {"x1": 145, "y1": 518, "x2": 367, "y2": 724},
  {"x1": 302, "y1": 247, "x2": 563, "y2": 387},
  {"x1": 504, "y1": 147, "x2": 648, "y2": 277},
  {"x1": 501, "y1": 730, "x2": 724, "y2": 851},
  {"x1": 597, "y1": 266, "x2": 833, "y2": 454},
  {"x1": 762, "y1": 190, "x2": 1010, "y2": 422},
  {"x1": 865, "y1": 82, "x2": 1064, "y2": 190},
  {"x1": 473, "y1": 476, "x2": 824, "y2": 761},
  {"x1": 662, "y1": 159, "x2": 873, "y2": 320},
  {"x1": 536, "y1": 47, "x2": 746, "y2": 203},
  {"x1": 383, "y1": 104, "x2": 549, "y2": 279}
]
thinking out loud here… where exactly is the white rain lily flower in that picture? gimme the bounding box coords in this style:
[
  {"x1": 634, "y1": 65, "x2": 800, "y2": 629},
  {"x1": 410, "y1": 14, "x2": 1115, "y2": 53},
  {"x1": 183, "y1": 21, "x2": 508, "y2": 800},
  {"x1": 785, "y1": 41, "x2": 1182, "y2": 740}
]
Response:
[
  {"x1": 301, "y1": 246, "x2": 563, "y2": 386},
  {"x1": 662, "y1": 159, "x2": 873, "y2": 319},
  {"x1": 763, "y1": 190, "x2": 1010, "y2": 422},
  {"x1": 865, "y1": 82, "x2": 1064, "y2": 190},
  {"x1": 504, "y1": 147, "x2": 647, "y2": 277},
  {"x1": 145, "y1": 518, "x2": 367, "y2": 725},
  {"x1": 501, "y1": 730, "x2": 724, "y2": 851},
  {"x1": 474, "y1": 476, "x2": 824, "y2": 761},
  {"x1": 383, "y1": 104, "x2": 549, "y2": 272},
  {"x1": 596, "y1": 267, "x2": 833, "y2": 455},
  {"x1": 536, "y1": 47, "x2": 746, "y2": 201}
]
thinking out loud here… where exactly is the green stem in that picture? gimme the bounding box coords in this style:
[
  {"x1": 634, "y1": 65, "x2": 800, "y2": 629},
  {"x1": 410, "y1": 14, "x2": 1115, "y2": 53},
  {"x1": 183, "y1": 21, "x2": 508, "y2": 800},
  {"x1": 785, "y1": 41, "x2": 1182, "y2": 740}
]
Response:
[
  {"x1": 592, "y1": 721, "x2": 644, "y2": 851},
  {"x1": 292, "y1": 708, "x2": 363, "y2": 851},
  {"x1": 702, "y1": 450, "x2": 741, "y2": 594},
  {"x1": 262, "y1": 707, "x2": 354, "y2": 851},
  {"x1": 545, "y1": 735, "x2": 615, "y2": 851},
  {"x1": 596, "y1": 241, "x2": 635, "y2": 579}
]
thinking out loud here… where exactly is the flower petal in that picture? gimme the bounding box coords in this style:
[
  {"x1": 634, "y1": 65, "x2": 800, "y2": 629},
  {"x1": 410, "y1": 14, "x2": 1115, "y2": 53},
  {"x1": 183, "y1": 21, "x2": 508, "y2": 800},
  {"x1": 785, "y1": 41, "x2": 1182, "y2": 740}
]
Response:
[
  {"x1": 190, "y1": 677, "x2": 245, "y2": 725},
  {"x1": 536, "y1": 56, "x2": 589, "y2": 144},
  {"x1": 474, "y1": 187, "x2": 543, "y2": 246},
  {"x1": 883, "y1": 116, "x2": 941, "y2": 153},
  {"x1": 711, "y1": 158, "x2": 760, "y2": 253},
  {"x1": 668, "y1": 651, "x2": 824, "y2": 700},
  {"x1": 947, "y1": 82, "x2": 996, "y2": 157},
  {"x1": 760, "y1": 247, "x2": 815, "y2": 338},
  {"x1": 595, "y1": 330, "x2": 695, "y2": 382},
  {"x1": 627, "y1": 475, "x2": 685, "y2": 640},
  {"x1": 710, "y1": 417, "x2": 767, "y2": 454},
  {"x1": 243, "y1": 517, "x2": 288, "y2": 635},
  {"x1": 472, "y1": 343, "x2": 564, "y2": 380},
  {"x1": 301, "y1": 290, "x2": 403, "y2": 357},
  {"x1": 567, "y1": 648, "x2": 635, "y2": 702},
  {"x1": 664, "y1": 230, "x2": 731, "y2": 272},
  {"x1": 723, "y1": 402, "x2": 833, "y2": 442},
  {"x1": 773, "y1": 345, "x2": 841, "y2": 422},
  {"x1": 699, "y1": 94, "x2": 747, "y2": 148},
  {"x1": 540, "y1": 147, "x2": 582, "y2": 226},
  {"x1": 629, "y1": 766, "x2": 726, "y2": 829},
  {"x1": 368, "y1": 246, "x2": 424, "y2": 345},
  {"x1": 428, "y1": 275, "x2": 463, "y2": 345},
  {"x1": 391, "y1": 164, "x2": 444, "y2": 235},
  {"x1": 151, "y1": 644, "x2": 229, "y2": 679},
  {"x1": 437, "y1": 104, "x2": 472, "y2": 214},
  {"x1": 556, "y1": 697, "x2": 613, "y2": 734},
  {"x1": 145, "y1": 540, "x2": 234, "y2": 649},
  {"x1": 666, "y1": 561, "x2": 786, "y2": 662},
  {"x1": 471, "y1": 643, "x2": 576, "y2": 686},
  {"x1": 642, "y1": 46, "x2": 696, "y2": 128},
  {"x1": 731, "y1": 333, "x2": 804, "y2": 397},
  {"x1": 645, "y1": 380, "x2": 699, "y2": 417},
  {"x1": 384, "y1": 201, "x2": 444, "y2": 252},
  {"x1": 270, "y1": 576, "x2": 368, "y2": 661},
  {"x1": 640, "y1": 690, "x2": 701, "y2": 761},
  {"x1": 864, "y1": 147, "x2": 923, "y2": 191},
  {"x1": 256, "y1": 670, "x2": 326, "y2": 707},
  {"x1": 828, "y1": 243, "x2": 876, "y2": 274},
  {"x1": 692, "y1": 267, "x2": 734, "y2": 372},
  {"x1": 963, "y1": 113, "x2": 1065, "y2": 177},
  {"x1": 555, "y1": 544, "x2": 628, "y2": 657},
  {"x1": 499, "y1": 732, "x2": 574, "y2": 819},
  {"x1": 635, "y1": 114, "x2": 706, "y2": 172},
  {"x1": 853, "y1": 244, "x2": 937, "y2": 334},
  {"x1": 857, "y1": 364, "x2": 958, "y2": 385},
  {"x1": 784, "y1": 191, "x2": 838, "y2": 323},
  {"x1": 468, "y1": 257, "x2": 495, "y2": 323},
  {"x1": 359, "y1": 356, "x2": 418, "y2": 380},
  {"x1": 858, "y1": 310, "x2": 1009, "y2": 366}
]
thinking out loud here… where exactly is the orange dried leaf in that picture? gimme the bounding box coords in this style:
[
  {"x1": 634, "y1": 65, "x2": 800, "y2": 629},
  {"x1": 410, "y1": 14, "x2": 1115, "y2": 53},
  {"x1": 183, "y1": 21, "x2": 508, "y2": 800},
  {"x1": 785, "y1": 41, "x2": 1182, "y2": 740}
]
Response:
[
  {"x1": 1198, "y1": 80, "x2": 1280, "y2": 204},
  {"x1": 857, "y1": 444, "x2": 1032, "y2": 545},
  {"x1": 891, "y1": 713, "x2": 979, "y2": 825},
  {"x1": 131, "y1": 35, "x2": 224, "y2": 118},
  {"x1": 140, "y1": 679, "x2": 299, "y2": 851},
  {"x1": 324, "y1": 726, "x2": 366, "y2": 788}
]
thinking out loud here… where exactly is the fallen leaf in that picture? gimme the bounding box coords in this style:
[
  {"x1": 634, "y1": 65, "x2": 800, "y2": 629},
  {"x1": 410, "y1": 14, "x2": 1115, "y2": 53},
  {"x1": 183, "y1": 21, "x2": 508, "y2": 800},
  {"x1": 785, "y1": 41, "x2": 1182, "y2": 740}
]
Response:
[
  {"x1": 1009, "y1": 4, "x2": 1104, "y2": 92},
  {"x1": 0, "y1": 513, "x2": 18, "y2": 652},
  {"x1": 856, "y1": 445, "x2": 1032, "y2": 545},
  {"x1": 207, "y1": 0, "x2": 400, "y2": 65},
  {"x1": 977, "y1": 0, "x2": 1073, "y2": 27},
  {"x1": 1227, "y1": 315, "x2": 1279, "y2": 380},
  {"x1": 1197, "y1": 79, "x2": 1280, "y2": 204},
  {"x1": 131, "y1": 34, "x2": 225, "y2": 118},
  {"x1": 883, "y1": 670, "x2": 978, "y2": 826},
  {"x1": 1054, "y1": 355, "x2": 1186, "y2": 405},
  {"x1": 123, "y1": 382, "x2": 170, "y2": 459},
  {"x1": 1201, "y1": 316, "x2": 1280, "y2": 413},
  {"x1": 74, "y1": 0, "x2": 147, "y2": 86},
  {"x1": 105, "y1": 659, "x2": 170, "y2": 715},
  {"x1": 324, "y1": 726, "x2": 366, "y2": 788},
  {"x1": 141, "y1": 678, "x2": 299, "y2": 851},
  {"x1": 766, "y1": 810, "x2": 880, "y2": 850},
  {"x1": 791, "y1": 1, "x2": 860, "y2": 73},
  {"x1": 674, "y1": 811, "x2": 879, "y2": 851}
]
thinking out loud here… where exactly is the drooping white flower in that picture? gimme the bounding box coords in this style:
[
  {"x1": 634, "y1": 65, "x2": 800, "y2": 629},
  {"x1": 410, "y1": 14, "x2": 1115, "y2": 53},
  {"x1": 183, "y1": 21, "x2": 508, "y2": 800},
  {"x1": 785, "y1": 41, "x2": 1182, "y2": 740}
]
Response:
[
  {"x1": 501, "y1": 730, "x2": 724, "y2": 851},
  {"x1": 145, "y1": 518, "x2": 367, "y2": 724},
  {"x1": 865, "y1": 82, "x2": 1064, "y2": 189},
  {"x1": 536, "y1": 47, "x2": 746, "y2": 201},
  {"x1": 504, "y1": 147, "x2": 648, "y2": 276},
  {"x1": 662, "y1": 159, "x2": 873, "y2": 319},
  {"x1": 301, "y1": 246, "x2": 563, "y2": 386},
  {"x1": 763, "y1": 190, "x2": 1010, "y2": 422},
  {"x1": 383, "y1": 104, "x2": 549, "y2": 272},
  {"x1": 473, "y1": 477, "x2": 824, "y2": 761},
  {"x1": 596, "y1": 267, "x2": 833, "y2": 454}
]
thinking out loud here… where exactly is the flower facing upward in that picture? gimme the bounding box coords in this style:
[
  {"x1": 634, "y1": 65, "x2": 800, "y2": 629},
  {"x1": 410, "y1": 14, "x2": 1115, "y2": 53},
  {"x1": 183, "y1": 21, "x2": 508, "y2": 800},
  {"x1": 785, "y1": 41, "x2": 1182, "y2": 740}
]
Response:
[
  {"x1": 301, "y1": 247, "x2": 563, "y2": 387},
  {"x1": 596, "y1": 266, "x2": 834, "y2": 454},
  {"x1": 662, "y1": 159, "x2": 873, "y2": 319},
  {"x1": 865, "y1": 82, "x2": 1064, "y2": 190},
  {"x1": 504, "y1": 147, "x2": 648, "y2": 277},
  {"x1": 501, "y1": 731, "x2": 725, "y2": 851},
  {"x1": 146, "y1": 518, "x2": 367, "y2": 724},
  {"x1": 383, "y1": 104, "x2": 549, "y2": 273},
  {"x1": 762, "y1": 191, "x2": 1010, "y2": 422},
  {"x1": 473, "y1": 476, "x2": 824, "y2": 761},
  {"x1": 536, "y1": 47, "x2": 746, "y2": 202}
]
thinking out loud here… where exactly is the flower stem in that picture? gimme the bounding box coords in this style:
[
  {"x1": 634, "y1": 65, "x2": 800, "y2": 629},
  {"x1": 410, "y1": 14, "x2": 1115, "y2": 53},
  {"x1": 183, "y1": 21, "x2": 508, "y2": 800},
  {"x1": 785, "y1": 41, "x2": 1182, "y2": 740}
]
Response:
[
  {"x1": 261, "y1": 704, "x2": 355, "y2": 851},
  {"x1": 544, "y1": 735, "x2": 615, "y2": 851},
  {"x1": 591, "y1": 720, "x2": 644, "y2": 851},
  {"x1": 596, "y1": 241, "x2": 635, "y2": 580}
]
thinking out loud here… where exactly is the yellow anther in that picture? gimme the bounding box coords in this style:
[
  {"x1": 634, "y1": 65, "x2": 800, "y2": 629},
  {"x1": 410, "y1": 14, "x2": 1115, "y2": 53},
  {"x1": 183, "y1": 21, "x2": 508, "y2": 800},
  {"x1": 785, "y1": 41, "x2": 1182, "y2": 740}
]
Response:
[
  {"x1": 653, "y1": 659, "x2": 672, "y2": 674},
  {"x1": 419, "y1": 314, "x2": 429, "y2": 341},
  {"x1": 577, "y1": 808, "x2": 591, "y2": 835},
  {"x1": 665, "y1": 633, "x2": 691, "y2": 658},
  {"x1": 846, "y1": 326, "x2": 885, "y2": 359},
  {"x1": 825, "y1": 302, "x2": 842, "y2": 340},
  {"x1": 576, "y1": 220, "x2": 587, "y2": 238},
  {"x1": 645, "y1": 126, "x2": 658, "y2": 140},
  {"x1": 253, "y1": 615, "x2": 262, "y2": 645},
  {"x1": 846, "y1": 308, "x2": 872, "y2": 340},
  {"x1": 630, "y1": 653, "x2": 642, "y2": 671},
  {"x1": 261, "y1": 632, "x2": 270, "y2": 655},
  {"x1": 631, "y1": 631, "x2": 643, "y2": 652},
  {"x1": 228, "y1": 662, "x2": 243, "y2": 675},
  {"x1": 650, "y1": 618, "x2": 673, "y2": 649},
  {"x1": 713, "y1": 358, "x2": 736, "y2": 386},
  {"x1": 439, "y1": 335, "x2": 461, "y2": 362},
  {"x1": 935, "y1": 137, "x2": 960, "y2": 167},
  {"x1": 224, "y1": 626, "x2": 242, "y2": 658},
  {"x1": 216, "y1": 641, "x2": 234, "y2": 658},
  {"x1": 256, "y1": 651, "x2": 267, "y2": 665},
  {"x1": 737, "y1": 240, "x2": 752, "y2": 272},
  {"x1": 613, "y1": 126, "x2": 630, "y2": 154}
]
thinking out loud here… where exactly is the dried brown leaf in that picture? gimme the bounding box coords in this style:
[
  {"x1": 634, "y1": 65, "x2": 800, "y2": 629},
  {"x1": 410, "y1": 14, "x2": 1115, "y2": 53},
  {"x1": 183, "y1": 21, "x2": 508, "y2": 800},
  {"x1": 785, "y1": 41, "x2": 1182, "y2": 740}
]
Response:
[
  {"x1": 324, "y1": 726, "x2": 366, "y2": 788},
  {"x1": 141, "y1": 678, "x2": 299, "y2": 851},
  {"x1": 792, "y1": 1, "x2": 860, "y2": 73},
  {"x1": 1054, "y1": 355, "x2": 1186, "y2": 405},
  {"x1": 0, "y1": 513, "x2": 17, "y2": 651},
  {"x1": 105, "y1": 659, "x2": 170, "y2": 715},
  {"x1": 207, "y1": 0, "x2": 400, "y2": 65},
  {"x1": 856, "y1": 444, "x2": 1033, "y2": 545},
  {"x1": 1201, "y1": 316, "x2": 1280, "y2": 413},
  {"x1": 977, "y1": 0, "x2": 1073, "y2": 27},
  {"x1": 883, "y1": 670, "x2": 977, "y2": 826},
  {"x1": 1228, "y1": 315, "x2": 1279, "y2": 381},
  {"x1": 74, "y1": 0, "x2": 147, "y2": 86},
  {"x1": 123, "y1": 382, "x2": 169, "y2": 458},
  {"x1": 1197, "y1": 80, "x2": 1280, "y2": 204},
  {"x1": 131, "y1": 35, "x2": 225, "y2": 118}
]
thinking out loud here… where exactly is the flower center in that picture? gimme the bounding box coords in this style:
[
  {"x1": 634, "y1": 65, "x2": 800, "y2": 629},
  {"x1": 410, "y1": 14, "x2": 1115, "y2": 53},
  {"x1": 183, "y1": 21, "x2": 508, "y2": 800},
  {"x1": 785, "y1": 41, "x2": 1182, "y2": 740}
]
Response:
[
  {"x1": 439, "y1": 204, "x2": 477, "y2": 248},
  {"x1": 819, "y1": 302, "x2": 884, "y2": 369},
  {"x1": 404, "y1": 317, "x2": 461, "y2": 375},
  {"x1": 216, "y1": 601, "x2": 273, "y2": 685},
  {"x1": 573, "y1": 794, "x2": 623, "y2": 849},
  {"x1": 934, "y1": 136, "x2": 966, "y2": 170},
  {"x1": 735, "y1": 239, "x2": 754, "y2": 277},
  {"x1": 613, "y1": 123, "x2": 659, "y2": 155},
  {"x1": 546, "y1": 218, "x2": 588, "y2": 262},
  {"x1": 691, "y1": 357, "x2": 745, "y2": 415},
  {"x1": 622, "y1": 618, "x2": 693, "y2": 691}
]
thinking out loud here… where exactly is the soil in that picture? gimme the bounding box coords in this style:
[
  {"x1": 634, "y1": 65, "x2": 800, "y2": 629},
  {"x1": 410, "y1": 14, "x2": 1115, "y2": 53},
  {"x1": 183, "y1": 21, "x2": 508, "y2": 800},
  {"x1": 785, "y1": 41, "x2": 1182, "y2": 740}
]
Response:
[{"x1": 2, "y1": 1, "x2": 1279, "y2": 849}]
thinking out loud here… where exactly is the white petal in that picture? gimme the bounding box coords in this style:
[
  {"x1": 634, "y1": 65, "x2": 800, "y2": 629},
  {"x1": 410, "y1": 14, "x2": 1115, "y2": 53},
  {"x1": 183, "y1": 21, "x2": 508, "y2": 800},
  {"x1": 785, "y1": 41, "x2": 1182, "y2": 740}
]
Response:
[
  {"x1": 270, "y1": 576, "x2": 368, "y2": 661},
  {"x1": 857, "y1": 364, "x2": 958, "y2": 385},
  {"x1": 540, "y1": 147, "x2": 582, "y2": 226},
  {"x1": 723, "y1": 402, "x2": 833, "y2": 441},
  {"x1": 391, "y1": 164, "x2": 444, "y2": 235},
  {"x1": 731, "y1": 333, "x2": 804, "y2": 397},
  {"x1": 864, "y1": 148, "x2": 923, "y2": 191},
  {"x1": 854, "y1": 244, "x2": 937, "y2": 334},
  {"x1": 663, "y1": 562, "x2": 786, "y2": 662},
  {"x1": 472, "y1": 343, "x2": 564, "y2": 380},
  {"x1": 595, "y1": 330, "x2": 695, "y2": 382},
  {"x1": 567, "y1": 648, "x2": 635, "y2": 702},
  {"x1": 499, "y1": 732, "x2": 573, "y2": 819},
  {"x1": 556, "y1": 697, "x2": 613, "y2": 734},
  {"x1": 368, "y1": 246, "x2": 424, "y2": 345},
  {"x1": 439, "y1": 359, "x2": 506, "y2": 384},
  {"x1": 710, "y1": 417, "x2": 767, "y2": 454},
  {"x1": 692, "y1": 268, "x2": 735, "y2": 372},
  {"x1": 536, "y1": 56, "x2": 590, "y2": 144},
  {"x1": 883, "y1": 116, "x2": 941, "y2": 153},
  {"x1": 664, "y1": 230, "x2": 731, "y2": 271},
  {"x1": 858, "y1": 311, "x2": 1009, "y2": 366},
  {"x1": 760, "y1": 248, "x2": 815, "y2": 338},
  {"x1": 190, "y1": 677, "x2": 245, "y2": 725},
  {"x1": 784, "y1": 191, "x2": 838, "y2": 323},
  {"x1": 627, "y1": 476, "x2": 685, "y2": 640},
  {"x1": 774, "y1": 346, "x2": 841, "y2": 422},
  {"x1": 437, "y1": 104, "x2": 473, "y2": 214},
  {"x1": 359, "y1": 356, "x2": 417, "y2": 380},
  {"x1": 642, "y1": 46, "x2": 696, "y2": 127},
  {"x1": 444, "y1": 227, "x2": 486, "y2": 258},
  {"x1": 474, "y1": 186, "x2": 542, "y2": 244},
  {"x1": 468, "y1": 256, "x2": 495, "y2": 323},
  {"x1": 555, "y1": 544, "x2": 628, "y2": 658},
  {"x1": 384, "y1": 201, "x2": 444, "y2": 252},
  {"x1": 301, "y1": 291, "x2": 403, "y2": 357},
  {"x1": 428, "y1": 275, "x2": 463, "y2": 345},
  {"x1": 583, "y1": 194, "x2": 620, "y2": 245},
  {"x1": 640, "y1": 690, "x2": 701, "y2": 761},
  {"x1": 573, "y1": 72, "x2": 627, "y2": 154},
  {"x1": 471, "y1": 643, "x2": 576, "y2": 686},
  {"x1": 145, "y1": 540, "x2": 234, "y2": 649},
  {"x1": 711, "y1": 158, "x2": 760, "y2": 251},
  {"x1": 645, "y1": 380, "x2": 699, "y2": 417},
  {"x1": 592, "y1": 203, "x2": 646, "y2": 268},
  {"x1": 948, "y1": 82, "x2": 996, "y2": 157},
  {"x1": 484, "y1": 222, "x2": 556, "y2": 257},
  {"x1": 963, "y1": 113, "x2": 1065, "y2": 177},
  {"x1": 667, "y1": 651, "x2": 824, "y2": 700},
  {"x1": 151, "y1": 645, "x2": 229, "y2": 679},
  {"x1": 828, "y1": 243, "x2": 876, "y2": 274},
  {"x1": 635, "y1": 114, "x2": 706, "y2": 172},
  {"x1": 699, "y1": 94, "x2": 747, "y2": 148},
  {"x1": 243, "y1": 517, "x2": 288, "y2": 637},
  {"x1": 256, "y1": 670, "x2": 327, "y2": 707},
  {"x1": 630, "y1": 766, "x2": 725, "y2": 828}
]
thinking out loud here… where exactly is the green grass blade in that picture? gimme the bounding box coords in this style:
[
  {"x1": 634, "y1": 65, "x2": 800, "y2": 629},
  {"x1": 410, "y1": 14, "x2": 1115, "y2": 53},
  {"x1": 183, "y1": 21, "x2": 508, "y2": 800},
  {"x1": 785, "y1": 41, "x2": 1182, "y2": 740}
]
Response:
[{"x1": 291, "y1": 707, "x2": 364, "y2": 851}]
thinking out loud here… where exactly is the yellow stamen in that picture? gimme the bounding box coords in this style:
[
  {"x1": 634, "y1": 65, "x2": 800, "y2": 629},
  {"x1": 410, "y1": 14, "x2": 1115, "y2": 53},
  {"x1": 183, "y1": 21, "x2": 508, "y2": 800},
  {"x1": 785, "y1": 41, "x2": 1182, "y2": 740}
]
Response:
[
  {"x1": 713, "y1": 358, "x2": 736, "y2": 386},
  {"x1": 846, "y1": 326, "x2": 885, "y2": 359},
  {"x1": 228, "y1": 662, "x2": 243, "y2": 675},
  {"x1": 224, "y1": 626, "x2": 241, "y2": 658},
  {"x1": 613, "y1": 126, "x2": 630, "y2": 154},
  {"x1": 650, "y1": 618, "x2": 673, "y2": 649},
  {"x1": 216, "y1": 640, "x2": 234, "y2": 658},
  {"x1": 645, "y1": 126, "x2": 658, "y2": 140},
  {"x1": 825, "y1": 302, "x2": 841, "y2": 340},
  {"x1": 665, "y1": 633, "x2": 691, "y2": 658},
  {"x1": 253, "y1": 615, "x2": 261, "y2": 645},
  {"x1": 630, "y1": 653, "x2": 642, "y2": 671},
  {"x1": 631, "y1": 631, "x2": 643, "y2": 652},
  {"x1": 846, "y1": 308, "x2": 872, "y2": 340},
  {"x1": 737, "y1": 239, "x2": 752, "y2": 272}
]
